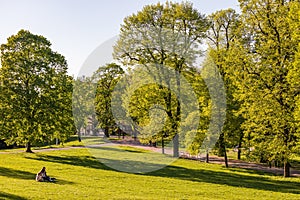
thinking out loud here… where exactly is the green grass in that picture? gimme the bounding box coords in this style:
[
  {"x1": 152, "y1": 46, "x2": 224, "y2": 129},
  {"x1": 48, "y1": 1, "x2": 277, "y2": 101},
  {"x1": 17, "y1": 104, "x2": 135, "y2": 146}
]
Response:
[{"x1": 1, "y1": 144, "x2": 300, "y2": 199}]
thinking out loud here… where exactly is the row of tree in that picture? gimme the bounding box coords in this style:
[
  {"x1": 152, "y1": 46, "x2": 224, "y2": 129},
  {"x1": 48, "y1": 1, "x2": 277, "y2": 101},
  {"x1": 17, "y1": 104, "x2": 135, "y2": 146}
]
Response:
[
  {"x1": 92, "y1": 0, "x2": 300, "y2": 177},
  {"x1": 0, "y1": 0, "x2": 299, "y2": 177}
]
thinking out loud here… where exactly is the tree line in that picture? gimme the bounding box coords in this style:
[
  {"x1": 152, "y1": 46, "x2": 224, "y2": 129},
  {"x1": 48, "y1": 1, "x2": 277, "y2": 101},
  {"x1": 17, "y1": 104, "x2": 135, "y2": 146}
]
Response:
[
  {"x1": 92, "y1": 0, "x2": 300, "y2": 177},
  {"x1": 0, "y1": 0, "x2": 299, "y2": 177}
]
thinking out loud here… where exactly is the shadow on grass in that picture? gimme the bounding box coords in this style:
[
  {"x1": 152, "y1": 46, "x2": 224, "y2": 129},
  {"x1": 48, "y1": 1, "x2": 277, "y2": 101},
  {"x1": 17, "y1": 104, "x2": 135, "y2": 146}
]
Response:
[
  {"x1": 226, "y1": 166, "x2": 280, "y2": 176},
  {"x1": 47, "y1": 179, "x2": 74, "y2": 185},
  {"x1": 0, "y1": 167, "x2": 35, "y2": 180},
  {"x1": 26, "y1": 154, "x2": 112, "y2": 171},
  {"x1": 0, "y1": 166, "x2": 73, "y2": 185},
  {"x1": 0, "y1": 192, "x2": 28, "y2": 200},
  {"x1": 88, "y1": 146, "x2": 150, "y2": 153},
  {"x1": 26, "y1": 153, "x2": 170, "y2": 174},
  {"x1": 145, "y1": 160, "x2": 300, "y2": 194},
  {"x1": 26, "y1": 153, "x2": 300, "y2": 194}
]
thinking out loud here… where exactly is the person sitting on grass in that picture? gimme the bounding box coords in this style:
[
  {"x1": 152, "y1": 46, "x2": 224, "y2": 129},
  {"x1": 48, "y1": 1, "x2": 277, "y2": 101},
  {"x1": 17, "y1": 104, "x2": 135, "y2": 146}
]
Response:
[{"x1": 36, "y1": 167, "x2": 55, "y2": 182}]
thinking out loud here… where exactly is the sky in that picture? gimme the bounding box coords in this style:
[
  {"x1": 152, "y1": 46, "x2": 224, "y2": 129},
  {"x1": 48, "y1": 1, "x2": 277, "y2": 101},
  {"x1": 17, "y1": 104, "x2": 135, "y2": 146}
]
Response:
[{"x1": 0, "y1": 0, "x2": 239, "y2": 76}]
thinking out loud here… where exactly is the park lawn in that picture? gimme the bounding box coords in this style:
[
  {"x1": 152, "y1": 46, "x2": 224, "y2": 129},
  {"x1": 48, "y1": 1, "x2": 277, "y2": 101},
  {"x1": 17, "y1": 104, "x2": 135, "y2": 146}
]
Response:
[{"x1": 1, "y1": 146, "x2": 300, "y2": 200}]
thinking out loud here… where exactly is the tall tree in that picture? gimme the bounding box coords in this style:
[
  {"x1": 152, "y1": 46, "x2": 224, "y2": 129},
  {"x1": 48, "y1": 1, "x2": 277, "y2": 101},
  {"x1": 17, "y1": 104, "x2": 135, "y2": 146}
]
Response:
[
  {"x1": 72, "y1": 76, "x2": 95, "y2": 141},
  {"x1": 206, "y1": 8, "x2": 242, "y2": 166},
  {"x1": 233, "y1": 0, "x2": 299, "y2": 177},
  {"x1": 287, "y1": 1, "x2": 300, "y2": 111},
  {"x1": 113, "y1": 1, "x2": 209, "y2": 157},
  {"x1": 0, "y1": 30, "x2": 74, "y2": 152},
  {"x1": 94, "y1": 63, "x2": 124, "y2": 138}
]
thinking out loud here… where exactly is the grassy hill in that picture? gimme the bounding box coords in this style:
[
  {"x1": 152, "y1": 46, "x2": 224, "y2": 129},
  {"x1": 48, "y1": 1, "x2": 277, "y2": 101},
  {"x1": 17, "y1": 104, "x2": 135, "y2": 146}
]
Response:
[{"x1": 1, "y1": 142, "x2": 300, "y2": 199}]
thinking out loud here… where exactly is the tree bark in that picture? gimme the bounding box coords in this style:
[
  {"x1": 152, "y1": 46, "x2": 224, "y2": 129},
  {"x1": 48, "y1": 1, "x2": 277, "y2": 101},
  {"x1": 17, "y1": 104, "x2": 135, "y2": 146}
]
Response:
[
  {"x1": 237, "y1": 148, "x2": 241, "y2": 160},
  {"x1": 78, "y1": 131, "x2": 81, "y2": 142},
  {"x1": 104, "y1": 127, "x2": 109, "y2": 138},
  {"x1": 224, "y1": 147, "x2": 229, "y2": 168},
  {"x1": 206, "y1": 150, "x2": 209, "y2": 163},
  {"x1": 284, "y1": 161, "x2": 290, "y2": 177},
  {"x1": 25, "y1": 142, "x2": 33, "y2": 153},
  {"x1": 237, "y1": 133, "x2": 243, "y2": 160},
  {"x1": 152, "y1": 142, "x2": 156, "y2": 147},
  {"x1": 162, "y1": 138, "x2": 165, "y2": 154},
  {"x1": 173, "y1": 134, "x2": 179, "y2": 157}
]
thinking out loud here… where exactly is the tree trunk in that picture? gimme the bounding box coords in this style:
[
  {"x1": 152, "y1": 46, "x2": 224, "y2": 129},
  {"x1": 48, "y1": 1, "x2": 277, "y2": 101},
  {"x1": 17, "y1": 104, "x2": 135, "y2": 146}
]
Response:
[
  {"x1": 133, "y1": 131, "x2": 137, "y2": 141},
  {"x1": 152, "y1": 142, "x2": 157, "y2": 148},
  {"x1": 284, "y1": 161, "x2": 290, "y2": 177},
  {"x1": 162, "y1": 138, "x2": 165, "y2": 154},
  {"x1": 25, "y1": 142, "x2": 33, "y2": 153},
  {"x1": 173, "y1": 134, "x2": 179, "y2": 157},
  {"x1": 237, "y1": 148, "x2": 241, "y2": 160},
  {"x1": 206, "y1": 150, "x2": 209, "y2": 163},
  {"x1": 224, "y1": 147, "x2": 228, "y2": 168},
  {"x1": 78, "y1": 131, "x2": 81, "y2": 142},
  {"x1": 173, "y1": 68, "x2": 181, "y2": 158},
  {"x1": 237, "y1": 132, "x2": 243, "y2": 160},
  {"x1": 104, "y1": 127, "x2": 109, "y2": 138},
  {"x1": 217, "y1": 133, "x2": 225, "y2": 156}
]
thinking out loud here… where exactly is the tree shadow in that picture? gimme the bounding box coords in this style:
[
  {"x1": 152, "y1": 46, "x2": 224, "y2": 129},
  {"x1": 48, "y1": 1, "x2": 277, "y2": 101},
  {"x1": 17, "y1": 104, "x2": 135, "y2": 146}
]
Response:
[
  {"x1": 226, "y1": 166, "x2": 281, "y2": 176},
  {"x1": 145, "y1": 161, "x2": 300, "y2": 194},
  {"x1": 0, "y1": 191, "x2": 28, "y2": 200},
  {"x1": 87, "y1": 146, "x2": 151, "y2": 154},
  {"x1": 0, "y1": 167, "x2": 36, "y2": 180},
  {"x1": 26, "y1": 154, "x2": 112, "y2": 171},
  {"x1": 25, "y1": 153, "x2": 300, "y2": 194},
  {"x1": 98, "y1": 157, "x2": 171, "y2": 173},
  {"x1": 26, "y1": 153, "x2": 170, "y2": 174},
  {"x1": 0, "y1": 166, "x2": 73, "y2": 185}
]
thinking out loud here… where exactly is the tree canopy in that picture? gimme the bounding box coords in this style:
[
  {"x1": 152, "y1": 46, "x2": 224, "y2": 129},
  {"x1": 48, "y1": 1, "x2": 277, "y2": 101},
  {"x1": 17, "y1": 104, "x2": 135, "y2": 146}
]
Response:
[
  {"x1": 113, "y1": 1, "x2": 209, "y2": 157},
  {"x1": 0, "y1": 30, "x2": 74, "y2": 152},
  {"x1": 227, "y1": 0, "x2": 300, "y2": 177},
  {"x1": 94, "y1": 63, "x2": 124, "y2": 137}
]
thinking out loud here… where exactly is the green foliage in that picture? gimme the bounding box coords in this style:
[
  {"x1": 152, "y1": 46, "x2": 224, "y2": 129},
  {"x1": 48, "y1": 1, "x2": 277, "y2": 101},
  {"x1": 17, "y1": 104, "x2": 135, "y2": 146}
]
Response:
[
  {"x1": 229, "y1": 0, "x2": 300, "y2": 176},
  {"x1": 113, "y1": 1, "x2": 209, "y2": 157},
  {"x1": 94, "y1": 63, "x2": 124, "y2": 137},
  {"x1": 288, "y1": 1, "x2": 300, "y2": 131},
  {"x1": 0, "y1": 30, "x2": 74, "y2": 151},
  {"x1": 72, "y1": 76, "x2": 96, "y2": 137},
  {"x1": 206, "y1": 9, "x2": 242, "y2": 162}
]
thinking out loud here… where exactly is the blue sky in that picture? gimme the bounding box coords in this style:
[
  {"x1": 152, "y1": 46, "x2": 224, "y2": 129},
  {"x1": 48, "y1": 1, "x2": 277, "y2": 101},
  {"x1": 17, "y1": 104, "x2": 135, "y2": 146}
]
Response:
[{"x1": 0, "y1": 0, "x2": 239, "y2": 76}]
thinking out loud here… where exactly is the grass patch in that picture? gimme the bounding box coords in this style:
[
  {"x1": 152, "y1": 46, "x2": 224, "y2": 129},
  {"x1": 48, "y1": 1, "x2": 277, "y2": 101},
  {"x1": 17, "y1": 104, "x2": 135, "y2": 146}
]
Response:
[
  {"x1": 1, "y1": 145, "x2": 300, "y2": 199},
  {"x1": 117, "y1": 145, "x2": 151, "y2": 153}
]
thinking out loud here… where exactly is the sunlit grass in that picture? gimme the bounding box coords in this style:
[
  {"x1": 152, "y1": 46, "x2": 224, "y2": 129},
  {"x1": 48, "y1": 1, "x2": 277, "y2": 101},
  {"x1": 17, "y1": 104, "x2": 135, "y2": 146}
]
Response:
[{"x1": 1, "y1": 144, "x2": 300, "y2": 199}]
